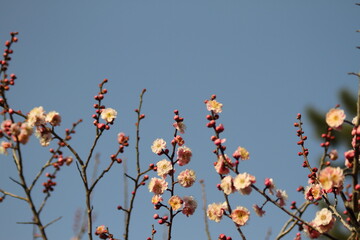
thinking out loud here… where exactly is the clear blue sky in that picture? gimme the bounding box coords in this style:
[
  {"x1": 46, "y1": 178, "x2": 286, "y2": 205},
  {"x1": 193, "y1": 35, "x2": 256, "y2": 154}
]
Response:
[{"x1": 0, "y1": 1, "x2": 359, "y2": 239}]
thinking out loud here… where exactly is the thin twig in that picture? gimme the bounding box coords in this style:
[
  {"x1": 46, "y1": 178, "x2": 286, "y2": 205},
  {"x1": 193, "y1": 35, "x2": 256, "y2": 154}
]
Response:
[
  {"x1": 124, "y1": 89, "x2": 146, "y2": 240},
  {"x1": 38, "y1": 193, "x2": 51, "y2": 215},
  {"x1": 276, "y1": 202, "x2": 310, "y2": 239},
  {"x1": 200, "y1": 180, "x2": 211, "y2": 240},
  {"x1": 44, "y1": 216, "x2": 62, "y2": 229},
  {"x1": 0, "y1": 189, "x2": 27, "y2": 201},
  {"x1": 89, "y1": 160, "x2": 115, "y2": 193}
]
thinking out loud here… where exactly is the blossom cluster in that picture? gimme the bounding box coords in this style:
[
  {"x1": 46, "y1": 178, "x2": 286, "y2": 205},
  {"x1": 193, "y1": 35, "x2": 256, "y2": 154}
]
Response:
[
  {"x1": 148, "y1": 110, "x2": 197, "y2": 233},
  {"x1": 0, "y1": 106, "x2": 62, "y2": 154},
  {"x1": 204, "y1": 95, "x2": 360, "y2": 239},
  {"x1": 2, "y1": 31, "x2": 360, "y2": 240},
  {"x1": 303, "y1": 208, "x2": 335, "y2": 238}
]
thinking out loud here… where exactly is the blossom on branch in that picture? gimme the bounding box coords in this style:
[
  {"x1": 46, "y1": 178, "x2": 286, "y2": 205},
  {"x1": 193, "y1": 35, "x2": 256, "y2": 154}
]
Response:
[
  {"x1": 318, "y1": 166, "x2": 344, "y2": 193},
  {"x1": 177, "y1": 146, "x2": 192, "y2": 166},
  {"x1": 304, "y1": 208, "x2": 335, "y2": 238},
  {"x1": 17, "y1": 122, "x2": 33, "y2": 144},
  {"x1": 148, "y1": 177, "x2": 168, "y2": 195},
  {"x1": 329, "y1": 149, "x2": 338, "y2": 161},
  {"x1": 325, "y1": 108, "x2": 345, "y2": 128},
  {"x1": 230, "y1": 206, "x2": 250, "y2": 226},
  {"x1": 151, "y1": 138, "x2": 166, "y2": 154},
  {"x1": 35, "y1": 126, "x2": 52, "y2": 147},
  {"x1": 1, "y1": 119, "x2": 12, "y2": 134},
  {"x1": 275, "y1": 189, "x2": 288, "y2": 206},
  {"x1": 232, "y1": 146, "x2": 250, "y2": 160},
  {"x1": 207, "y1": 202, "x2": 228, "y2": 222},
  {"x1": 177, "y1": 169, "x2": 196, "y2": 188},
  {"x1": 206, "y1": 100, "x2": 223, "y2": 114},
  {"x1": 182, "y1": 196, "x2": 197, "y2": 216},
  {"x1": 151, "y1": 195, "x2": 163, "y2": 204},
  {"x1": 95, "y1": 225, "x2": 108, "y2": 235},
  {"x1": 233, "y1": 172, "x2": 255, "y2": 195},
  {"x1": 214, "y1": 154, "x2": 232, "y2": 175},
  {"x1": 313, "y1": 208, "x2": 335, "y2": 233},
  {"x1": 45, "y1": 111, "x2": 61, "y2": 126},
  {"x1": 304, "y1": 184, "x2": 322, "y2": 201},
  {"x1": 252, "y1": 204, "x2": 265, "y2": 217},
  {"x1": 0, "y1": 141, "x2": 12, "y2": 155},
  {"x1": 264, "y1": 178, "x2": 276, "y2": 195},
  {"x1": 156, "y1": 159, "x2": 172, "y2": 178},
  {"x1": 27, "y1": 106, "x2": 46, "y2": 127},
  {"x1": 168, "y1": 195, "x2": 183, "y2": 211},
  {"x1": 173, "y1": 122, "x2": 186, "y2": 134},
  {"x1": 117, "y1": 132, "x2": 129, "y2": 146},
  {"x1": 220, "y1": 175, "x2": 235, "y2": 195},
  {"x1": 100, "y1": 108, "x2": 117, "y2": 123},
  {"x1": 303, "y1": 221, "x2": 321, "y2": 239},
  {"x1": 352, "y1": 116, "x2": 358, "y2": 125}
]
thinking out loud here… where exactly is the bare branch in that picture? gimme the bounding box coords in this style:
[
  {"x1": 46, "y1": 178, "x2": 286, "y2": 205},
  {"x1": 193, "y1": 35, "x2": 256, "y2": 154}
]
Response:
[{"x1": 0, "y1": 189, "x2": 27, "y2": 201}]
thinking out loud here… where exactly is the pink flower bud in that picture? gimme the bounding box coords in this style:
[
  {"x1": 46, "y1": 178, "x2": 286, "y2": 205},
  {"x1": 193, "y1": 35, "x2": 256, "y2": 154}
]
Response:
[{"x1": 216, "y1": 124, "x2": 224, "y2": 133}]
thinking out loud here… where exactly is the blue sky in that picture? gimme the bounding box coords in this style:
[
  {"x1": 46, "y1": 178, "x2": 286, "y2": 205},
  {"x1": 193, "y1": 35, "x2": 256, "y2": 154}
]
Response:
[{"x1": 0, "y1": 1, "x2": 359, "y2": 239}]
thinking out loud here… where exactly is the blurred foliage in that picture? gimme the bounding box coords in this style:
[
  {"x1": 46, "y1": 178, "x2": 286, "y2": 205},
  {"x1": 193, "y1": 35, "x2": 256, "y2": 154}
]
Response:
[{"x1": 306, "y1": 88, "x2": 357, "y2": 239}]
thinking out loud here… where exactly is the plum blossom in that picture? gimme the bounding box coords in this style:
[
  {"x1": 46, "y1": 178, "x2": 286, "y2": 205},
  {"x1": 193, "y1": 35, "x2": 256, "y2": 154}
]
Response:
[
  {"x1": 65, "y1": 156, "x2": 73, "y2": 166},
  {"x1": 117, "y1": 132, "x2": 129, "y2": 146},
  {"x1": 233, "y1": 172, "x2": 256, "y2": 195},
  {"x1": 174, "y1": 135, "x2": 184, "y2": 146},
  {"x1": 151, "y1": 138, "x2": 166, "y2": 154},
  {"x1": 35, "y1": 127, "x2": 52, "y2": 147},
  {"x1": 252, "y1": 204, "x2": 265, "y2": 217},
  {"x1": 344, "y1": 150, "x2": 355, "y2": 168},
  {"x1": 328, "y1": 149, "x2": 338, "y2": 161},
  {"x1": 276, "y1": 189, "x2": 288, "y2": 206},
  {"x1": 17, "y1": 122, "x2": 33, "y2": 144},
  {"x1": 182, "y1": 196, "x2": 197, "y2": 216},
  {"x1": 318, "y1": 166, "x2": 344, "y2": 193},
  {"x1": 303, "y1": 221, "x2": 321, "y2": 239},
  {"x1": 313, "y1": 208, "x2": 335, "y2": 233},
  {"x1": 304, "y1": 208, "x2": 335, "y2": 238},
  {"x1": 94, "y1": 225, "x2": 112, "y2": 239},
  {"x1": 45, "y1": 111, "x2": 61, "y2": 126},
  {"x1": 173, "y1": 122, "x2": 186, "y2": 134},
  {"x1": 304, "y1": 184, "x2": 322, "y2": 201},
  {"x1": 325, "y1": 108, "x2": 345, "y2": 128},
  {"x1": 1, "y1": 119, "x2": 12, "y2": 134},
  {"x1": 233, "y1": 146, "x2": 250, "y2": 160},
  {"x1": 231, "y1": 206, "x2": 250, "y2": 226},
  {"x1": 100, "y1": 108, "x2": 117, "y2": 123},
  {"x1": 148, "y1": 177, "x2": 168, "y2": 195},
  {"x1": 9, "y1": 122, "x2": 20, "y2": 136},
  {"x1": 352, "y1": 116, "x2": 358, "y2": 125},
  {"x1": 177, "y1": 169, "x2": 196, "y2": 188},
  {"x1": 156, "y1": 159, "x2": 172, "y2": 178},
  {"x1": 206, "y1": 100, "x2": 223, "y2": 114},
  {"x1": 95, "y1": 225, "x2": 108, "y2": 235},
  {"x1": 27, "y1": 106, "x2": 46, "y2": 127},
  {"x1": 0, "y1": 141, "x2": 12, "y2": 155},
  {"x1": 151, "y1": 195, "x2": 163, "y2": 204},
  {"x1": 168, "y1": 195, "x2": 183, "y2": 211},
  {"x1": 10, "y1": 122, "x2": 33, "y2": 144},
  {"x1": 264, "y1": 178, "x2": 276, "y2": 195},
  {"x1": 214, "y1": 154, "x2": 232, "y2": 175},
  {"x1": 177, "y1": 146, "x2": 192, "y2": 166},
  {"x1": 207, "y1": 202, "x2": 228, "y2": 222},
  {"x1": 220, "y1": 175, "x2": 235, "y2": 195}
]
